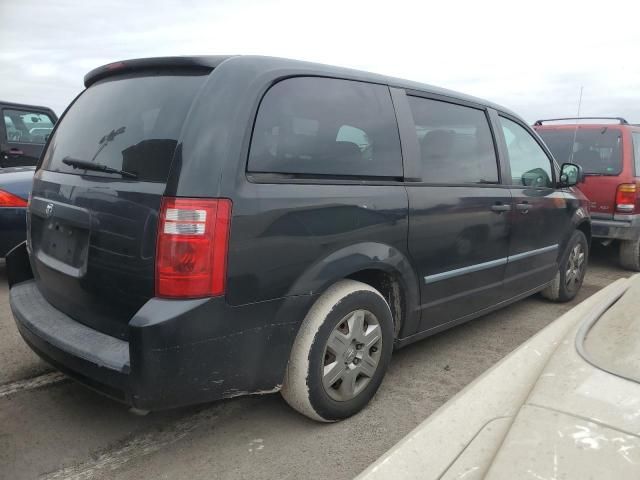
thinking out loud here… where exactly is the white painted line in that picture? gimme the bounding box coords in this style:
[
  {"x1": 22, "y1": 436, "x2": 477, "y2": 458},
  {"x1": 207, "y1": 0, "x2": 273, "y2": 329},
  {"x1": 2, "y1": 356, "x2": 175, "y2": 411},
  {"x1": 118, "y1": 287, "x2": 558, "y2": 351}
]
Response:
[
  {"x1": 0, "y1": 372, "x2": 67, "y2": 398},
  {"x1": 41, "y1": 408, "x2": 221, "y2": 480}
]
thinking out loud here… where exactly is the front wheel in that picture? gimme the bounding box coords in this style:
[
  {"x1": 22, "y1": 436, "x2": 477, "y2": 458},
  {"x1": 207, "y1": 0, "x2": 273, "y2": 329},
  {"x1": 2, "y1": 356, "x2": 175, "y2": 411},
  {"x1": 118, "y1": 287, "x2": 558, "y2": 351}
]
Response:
[
  {"x1": 541, "y1": 230, "x2": 588, "y2": 302},
  {"x1": 281, "y1": 280, "x2": 394, "y2": 422}
]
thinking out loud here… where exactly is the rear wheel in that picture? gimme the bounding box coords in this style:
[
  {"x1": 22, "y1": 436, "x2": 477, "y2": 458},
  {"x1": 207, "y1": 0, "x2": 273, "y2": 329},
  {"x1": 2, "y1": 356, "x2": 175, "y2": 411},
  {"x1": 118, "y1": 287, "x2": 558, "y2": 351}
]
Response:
[
  {"x1": 619, "y1": 238, "x2": 640, "y2": 271},
  {"x1": 541, "y1": 230, "x2": 588, "y2": 302},
  {"x1": 281, "y1": 280, "x2": 394, "y2": 422}
]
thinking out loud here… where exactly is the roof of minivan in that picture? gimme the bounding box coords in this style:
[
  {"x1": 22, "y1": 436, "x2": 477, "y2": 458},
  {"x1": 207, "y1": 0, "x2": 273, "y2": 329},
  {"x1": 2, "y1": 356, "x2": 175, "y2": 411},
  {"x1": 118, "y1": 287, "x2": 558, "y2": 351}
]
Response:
[{"x1": 84, "y1": 55, "x2": 520, "y2": 118}]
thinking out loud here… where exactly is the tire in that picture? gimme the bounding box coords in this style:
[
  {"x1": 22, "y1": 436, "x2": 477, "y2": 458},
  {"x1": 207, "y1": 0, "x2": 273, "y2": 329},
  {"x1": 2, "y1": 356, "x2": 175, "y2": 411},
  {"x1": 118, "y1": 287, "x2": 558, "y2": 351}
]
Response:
[
  {"x1": 541, "y1": 230, "x2": 588, "y2": 302},
  {"x1": 619, "y1": 238, "x2": 640, "y2": 271},
  {"x1": 281, "y1": 279, "x2": 394, "y2": 422}
]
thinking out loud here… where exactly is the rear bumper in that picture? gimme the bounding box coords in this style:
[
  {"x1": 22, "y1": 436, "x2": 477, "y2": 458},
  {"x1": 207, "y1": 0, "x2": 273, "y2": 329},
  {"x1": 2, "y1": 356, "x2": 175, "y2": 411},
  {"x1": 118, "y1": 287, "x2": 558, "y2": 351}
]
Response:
[
  {"x1": 11, "y1": 281, "x2": 132, "y2": 402},
  {"x1": 592, "y1": 215, "x2": 640, "y2": 241},
  {"x1": 7, "y1": 243, "x2": 313, "y2": 410}
]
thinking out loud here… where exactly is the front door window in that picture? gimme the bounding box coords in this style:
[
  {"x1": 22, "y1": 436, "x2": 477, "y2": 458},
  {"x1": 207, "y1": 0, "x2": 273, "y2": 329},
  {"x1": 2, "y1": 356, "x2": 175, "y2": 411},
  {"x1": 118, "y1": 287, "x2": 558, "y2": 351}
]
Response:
[{"x1": 500, "y1": 116, "x2": 553, "y2": 188}]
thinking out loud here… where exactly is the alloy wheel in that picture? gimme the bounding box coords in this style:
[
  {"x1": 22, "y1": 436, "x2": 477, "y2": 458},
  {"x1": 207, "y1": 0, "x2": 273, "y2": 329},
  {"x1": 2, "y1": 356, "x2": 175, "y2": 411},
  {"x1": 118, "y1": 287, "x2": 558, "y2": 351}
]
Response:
[{"x1": 565, "y1": 243, "x2": 585, "y2": 289}]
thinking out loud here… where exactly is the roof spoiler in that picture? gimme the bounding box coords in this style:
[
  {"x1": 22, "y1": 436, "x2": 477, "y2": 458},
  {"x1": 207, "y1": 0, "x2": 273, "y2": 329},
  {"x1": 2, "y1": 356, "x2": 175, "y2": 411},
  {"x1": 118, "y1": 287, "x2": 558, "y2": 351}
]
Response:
[
  {"x1": 83, "y1": 56, "x2": 234, "y2": 88},
  {"x1": 534, "y1": 117, "x2": 629, "y2": 126}
]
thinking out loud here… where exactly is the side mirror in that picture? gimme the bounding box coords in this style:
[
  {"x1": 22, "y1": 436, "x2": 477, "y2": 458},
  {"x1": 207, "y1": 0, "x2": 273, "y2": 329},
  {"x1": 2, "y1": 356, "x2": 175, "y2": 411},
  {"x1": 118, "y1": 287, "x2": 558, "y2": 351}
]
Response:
[{"x1": 558, "y1": 163, "x2": 583, "y2": 187}]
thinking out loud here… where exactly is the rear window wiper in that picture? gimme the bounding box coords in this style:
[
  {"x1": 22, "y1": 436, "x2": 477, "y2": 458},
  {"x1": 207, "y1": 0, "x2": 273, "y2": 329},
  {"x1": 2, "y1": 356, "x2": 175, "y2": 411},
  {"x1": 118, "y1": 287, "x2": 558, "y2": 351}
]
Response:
[{"x1": 62, "y1": 157, "x2": 138, "y2": 179}]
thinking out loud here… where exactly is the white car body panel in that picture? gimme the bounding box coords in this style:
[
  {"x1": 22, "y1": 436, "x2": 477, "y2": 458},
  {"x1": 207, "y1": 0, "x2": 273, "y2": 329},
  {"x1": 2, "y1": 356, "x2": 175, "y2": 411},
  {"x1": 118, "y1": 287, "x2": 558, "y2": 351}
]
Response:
[{"x1": 357, "y1": 276, "x2": 640, "y2": 479}]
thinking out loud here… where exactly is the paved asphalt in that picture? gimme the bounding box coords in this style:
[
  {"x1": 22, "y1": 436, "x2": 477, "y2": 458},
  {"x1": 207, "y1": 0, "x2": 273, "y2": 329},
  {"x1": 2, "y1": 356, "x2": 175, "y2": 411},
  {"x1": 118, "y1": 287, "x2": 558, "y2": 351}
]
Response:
[{"x1": 0, "y1": 245, "x2": 631, "y2": 480}]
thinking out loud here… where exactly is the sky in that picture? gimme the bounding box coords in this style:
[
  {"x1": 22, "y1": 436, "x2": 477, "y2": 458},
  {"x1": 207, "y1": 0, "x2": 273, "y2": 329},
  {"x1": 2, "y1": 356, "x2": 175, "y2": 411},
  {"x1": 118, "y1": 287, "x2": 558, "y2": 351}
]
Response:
[{"x1": 1, "y1": 0, "x2": 639, "y2": 123}]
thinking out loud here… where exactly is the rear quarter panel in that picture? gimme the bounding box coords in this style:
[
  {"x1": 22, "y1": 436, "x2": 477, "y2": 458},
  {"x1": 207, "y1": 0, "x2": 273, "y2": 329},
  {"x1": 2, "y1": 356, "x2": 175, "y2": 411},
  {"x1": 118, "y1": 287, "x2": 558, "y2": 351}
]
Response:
[{"x1": 225, "y1": 181, "x2": 412, "y2": 305}]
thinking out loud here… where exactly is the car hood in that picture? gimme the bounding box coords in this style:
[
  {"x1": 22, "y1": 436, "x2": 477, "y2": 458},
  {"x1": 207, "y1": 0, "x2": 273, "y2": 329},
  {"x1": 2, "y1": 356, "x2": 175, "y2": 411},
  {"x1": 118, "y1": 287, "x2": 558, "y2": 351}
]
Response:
[{"x1": 357, "y1": 275, "x2": 640, "y2": 480}]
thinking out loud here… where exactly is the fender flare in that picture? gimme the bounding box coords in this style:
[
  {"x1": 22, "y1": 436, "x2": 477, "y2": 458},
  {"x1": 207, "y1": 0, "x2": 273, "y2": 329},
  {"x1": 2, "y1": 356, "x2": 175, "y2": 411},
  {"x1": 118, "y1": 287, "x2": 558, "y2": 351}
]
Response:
[
  {"x1": 559, "y1": 206, "x2": 591, "y2": 258},
  {"x1": 285, "y1": 242, "x2": 421, "y2": 338}
]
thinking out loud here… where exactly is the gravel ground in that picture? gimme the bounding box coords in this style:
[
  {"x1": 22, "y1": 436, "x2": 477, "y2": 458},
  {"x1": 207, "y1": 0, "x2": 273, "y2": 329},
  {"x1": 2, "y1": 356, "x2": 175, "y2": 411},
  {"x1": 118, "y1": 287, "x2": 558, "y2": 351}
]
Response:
[{"x1": 0, "y1": 245, "x2": 630, "y2": 480}]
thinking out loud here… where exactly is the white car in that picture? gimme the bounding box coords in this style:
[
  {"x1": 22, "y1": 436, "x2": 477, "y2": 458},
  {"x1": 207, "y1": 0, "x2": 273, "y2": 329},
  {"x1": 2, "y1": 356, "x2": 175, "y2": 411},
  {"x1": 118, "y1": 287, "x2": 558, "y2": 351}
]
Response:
[{"x1": 358, "y1": 275, "x2": 640, "y2": 479}]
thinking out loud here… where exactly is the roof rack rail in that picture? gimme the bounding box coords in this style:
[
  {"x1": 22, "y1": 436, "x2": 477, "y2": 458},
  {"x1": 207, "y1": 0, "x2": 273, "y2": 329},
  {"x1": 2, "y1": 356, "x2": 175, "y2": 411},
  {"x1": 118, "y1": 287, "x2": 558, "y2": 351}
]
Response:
[{"x1": 534, "y1": 117, "x2": 628, "y2": 126}]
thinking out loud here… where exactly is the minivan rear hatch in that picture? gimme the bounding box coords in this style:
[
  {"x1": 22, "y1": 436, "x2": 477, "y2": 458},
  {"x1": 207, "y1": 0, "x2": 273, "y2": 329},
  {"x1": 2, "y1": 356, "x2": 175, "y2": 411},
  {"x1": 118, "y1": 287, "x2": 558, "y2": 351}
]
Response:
[
  {"x1": 29, "y1": 67, "x2": 209, "y2": 340},
  {"x1": 537, "y1": 126, "x2": 624, "y2": 216}
]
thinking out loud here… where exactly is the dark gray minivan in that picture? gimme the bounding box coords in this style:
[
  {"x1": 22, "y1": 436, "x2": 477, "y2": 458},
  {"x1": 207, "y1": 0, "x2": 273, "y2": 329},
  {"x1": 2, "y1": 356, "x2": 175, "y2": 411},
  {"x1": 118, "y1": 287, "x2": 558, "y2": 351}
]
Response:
[{"x1": 8, "y1": 56, "x2": 590, "y2": 421}]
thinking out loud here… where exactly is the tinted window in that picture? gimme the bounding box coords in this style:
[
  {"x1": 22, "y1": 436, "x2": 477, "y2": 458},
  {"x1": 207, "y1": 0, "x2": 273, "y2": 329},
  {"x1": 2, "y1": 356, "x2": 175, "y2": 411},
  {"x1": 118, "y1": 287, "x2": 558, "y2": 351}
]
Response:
[
  {"x1": 4, "y1": 109, "x2": 54, "y2": 144},
  {"x1": 634, "y1": 132, "x2": 640, "y2": 176},
  {"x1": 42, "y1": 73, "x2": 206, "y2": 182},
  {"x1": 537, "y1": 128, "x2": 622, "y2": 175},
  {"x1": 407, "y1": 96, "x2": 498, "y2": 184},
  {"x1": 500, "y1": 117, "x2": 553, "y2": 188},
  {"x1": 248, "y1": 77, "x2": 402, "y2": 178}
]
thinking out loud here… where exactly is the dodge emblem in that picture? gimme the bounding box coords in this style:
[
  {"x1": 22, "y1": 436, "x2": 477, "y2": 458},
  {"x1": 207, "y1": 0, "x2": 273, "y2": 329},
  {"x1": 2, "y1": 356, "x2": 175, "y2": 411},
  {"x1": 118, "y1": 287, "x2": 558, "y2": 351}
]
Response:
[{"x1": 45, "y1": 203, "x2": 54, "y2": 218}]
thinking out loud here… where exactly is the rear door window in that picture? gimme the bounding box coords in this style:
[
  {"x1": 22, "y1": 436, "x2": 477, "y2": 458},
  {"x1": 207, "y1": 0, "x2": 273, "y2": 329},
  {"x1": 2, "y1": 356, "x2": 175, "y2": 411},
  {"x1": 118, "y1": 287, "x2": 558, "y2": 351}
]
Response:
[
  {"x1": 406, "y1": 96, "x2": 499, "y2": 184},
  {"x1": 42, "y1": 72, "x2": 206, "y2": 182},
  {"x1": 3, "y1": 109, "x2": 55, "y2": 144},
  {"x1": 537, "y1": 128, "x2": 623, "y2": 175},
  {"x1": 248, "y1": 77, "x2": 402, "y2": 178}
]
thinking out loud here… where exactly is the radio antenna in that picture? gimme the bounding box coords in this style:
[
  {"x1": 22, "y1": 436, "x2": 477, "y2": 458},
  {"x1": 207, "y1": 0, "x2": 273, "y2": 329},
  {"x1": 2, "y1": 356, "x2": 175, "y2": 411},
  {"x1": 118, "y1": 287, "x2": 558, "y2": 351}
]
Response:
[{"x1": 569, "y1": 86, "x2": 584, "y2": 163}]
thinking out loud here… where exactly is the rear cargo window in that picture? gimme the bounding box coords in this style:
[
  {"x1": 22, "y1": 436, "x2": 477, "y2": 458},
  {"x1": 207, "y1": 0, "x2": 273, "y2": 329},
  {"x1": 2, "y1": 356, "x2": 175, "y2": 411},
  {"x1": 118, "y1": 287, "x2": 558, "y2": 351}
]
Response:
[
  {"x1": 537, "y1": 128, "x2": 622, "y2": 175},
  {"x1": 42, "y1": 72, "x2": 206, "y2": 182},
  {"x1": 633, "y1": 132, "x2": 640, "y2": 176},
  {"x1": 248, "y1": 77, "x2": 402, "y2": 178}
]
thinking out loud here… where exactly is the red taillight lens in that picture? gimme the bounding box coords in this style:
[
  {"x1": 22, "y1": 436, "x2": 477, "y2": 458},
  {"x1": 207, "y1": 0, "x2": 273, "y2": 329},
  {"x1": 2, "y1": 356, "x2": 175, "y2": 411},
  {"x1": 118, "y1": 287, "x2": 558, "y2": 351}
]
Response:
[
  {"x1": 156, "y1": 197, "x2": 232, "y2": 298},
  {"x1": 0, "y1": 189, "x2": 28, "y2": 207},
  {"x1": 615, "y1": 184, "x2": 637, "y2": 213}
]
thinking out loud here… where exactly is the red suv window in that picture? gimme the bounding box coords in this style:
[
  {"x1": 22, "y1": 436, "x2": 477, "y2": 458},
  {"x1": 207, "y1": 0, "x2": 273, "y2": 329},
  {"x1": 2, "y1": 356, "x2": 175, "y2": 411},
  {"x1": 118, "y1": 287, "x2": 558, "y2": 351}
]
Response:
[
  {"x1": 632, "y1": 132, "x2": 640, "y2": 176},
  {"x1": 538, "y1": 128, "x2": 622, "y2": 175}
]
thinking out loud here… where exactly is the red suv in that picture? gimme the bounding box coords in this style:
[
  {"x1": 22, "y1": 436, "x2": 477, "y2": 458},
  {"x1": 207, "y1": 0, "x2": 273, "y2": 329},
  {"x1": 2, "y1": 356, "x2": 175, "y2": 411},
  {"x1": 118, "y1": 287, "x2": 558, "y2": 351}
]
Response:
[{"x1": 535, "y1": 117, "x2": 640, "y2": 270}]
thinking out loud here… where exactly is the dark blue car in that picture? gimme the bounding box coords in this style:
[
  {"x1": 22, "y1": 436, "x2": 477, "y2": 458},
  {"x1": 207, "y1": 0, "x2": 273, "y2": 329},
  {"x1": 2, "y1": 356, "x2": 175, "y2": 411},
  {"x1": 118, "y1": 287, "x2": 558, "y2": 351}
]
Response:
[{"x1": 0, "y1": 166, "x2": 33, "y2": 257}]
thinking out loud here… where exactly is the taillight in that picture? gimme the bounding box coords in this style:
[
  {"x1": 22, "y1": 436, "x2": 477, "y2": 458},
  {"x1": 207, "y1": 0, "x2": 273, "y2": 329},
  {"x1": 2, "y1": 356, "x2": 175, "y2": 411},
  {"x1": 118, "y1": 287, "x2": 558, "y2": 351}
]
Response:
[
  {"x1": 156, "y1": 197, "x2": 232, "y2": 299},
  {"x1": 615, "y1": 184, "x2": 637, "y2": 213},
  {"x1": 0, "y1": 189, "x2": 28, "y2": 207}
]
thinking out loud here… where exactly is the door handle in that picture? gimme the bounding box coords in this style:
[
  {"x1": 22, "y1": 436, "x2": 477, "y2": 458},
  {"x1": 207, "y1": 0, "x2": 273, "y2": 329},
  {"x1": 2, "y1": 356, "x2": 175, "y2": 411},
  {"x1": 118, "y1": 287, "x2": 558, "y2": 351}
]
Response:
[
  {"x1": 8, "y1": 148, "x2": 24, "y2": 156},
  {"x1": 491, "y1": 203, "x2": 512, "y2": 213},
  {"x1": 516, "y1": 202, "x2": 530, "y2": 214}
]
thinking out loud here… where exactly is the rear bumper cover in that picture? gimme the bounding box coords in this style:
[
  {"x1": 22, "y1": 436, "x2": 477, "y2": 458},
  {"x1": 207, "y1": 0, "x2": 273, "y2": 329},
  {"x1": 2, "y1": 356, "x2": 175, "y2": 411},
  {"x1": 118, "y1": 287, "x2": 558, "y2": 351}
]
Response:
[
  {"x1": 7, "y1": 243, "x2": 312, "y2": 410},
  {"x1": 591, "y1": 215, "x2": 640, "y2": 241}
]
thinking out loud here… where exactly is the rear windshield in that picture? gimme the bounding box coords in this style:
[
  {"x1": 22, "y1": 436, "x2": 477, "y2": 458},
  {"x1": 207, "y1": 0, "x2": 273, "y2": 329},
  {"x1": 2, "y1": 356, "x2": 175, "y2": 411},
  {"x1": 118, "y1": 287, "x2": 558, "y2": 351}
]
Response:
[
  {"x1": 42, "y1": 72, "x2": 206, "y2": 182},
  {"x1": 537, "y1": 128, "x2": 623, "y2": 175}
]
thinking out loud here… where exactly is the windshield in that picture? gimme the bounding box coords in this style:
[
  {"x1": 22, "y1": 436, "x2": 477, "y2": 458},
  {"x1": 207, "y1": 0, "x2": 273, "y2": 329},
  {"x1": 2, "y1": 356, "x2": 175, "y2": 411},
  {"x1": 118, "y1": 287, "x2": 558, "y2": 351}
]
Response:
[
  {"x1": 537, "y1": 127, "x2": 622, "y2": 175},
  {"x1": 41, "y1": 72, "x2": 206, "y2": 182}
]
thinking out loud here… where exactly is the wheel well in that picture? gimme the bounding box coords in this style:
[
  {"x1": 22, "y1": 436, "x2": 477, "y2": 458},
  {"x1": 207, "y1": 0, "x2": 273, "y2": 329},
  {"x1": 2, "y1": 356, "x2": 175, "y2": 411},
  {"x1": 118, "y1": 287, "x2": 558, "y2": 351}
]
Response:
[
  {"x1": 346, "y1": 269, "x2": 404, "y2": 338},
  {"x1": 577, "y1": 221, "x2": 592, "y2": 246}
]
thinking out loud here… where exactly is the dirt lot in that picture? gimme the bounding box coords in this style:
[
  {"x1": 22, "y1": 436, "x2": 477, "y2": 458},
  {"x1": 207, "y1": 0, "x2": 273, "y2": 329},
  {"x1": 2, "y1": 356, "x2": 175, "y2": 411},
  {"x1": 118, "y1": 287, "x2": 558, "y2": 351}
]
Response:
[{"x1": 0, "y1": 245, "x2": 631, "y2": 480}]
